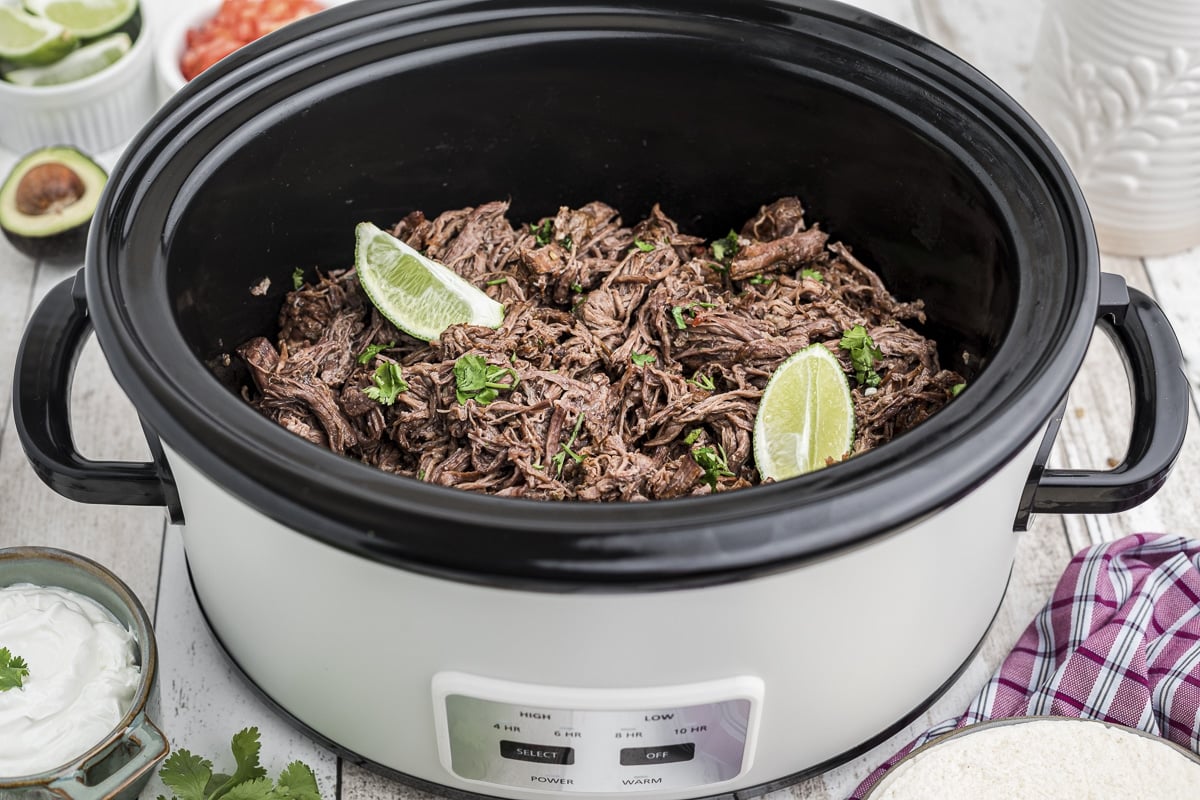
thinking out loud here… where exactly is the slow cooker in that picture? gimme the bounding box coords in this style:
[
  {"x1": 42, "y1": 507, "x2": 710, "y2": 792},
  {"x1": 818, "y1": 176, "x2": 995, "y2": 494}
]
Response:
[{"x1": 12, "y1": 1, "x2": 1190, "y2": 799}]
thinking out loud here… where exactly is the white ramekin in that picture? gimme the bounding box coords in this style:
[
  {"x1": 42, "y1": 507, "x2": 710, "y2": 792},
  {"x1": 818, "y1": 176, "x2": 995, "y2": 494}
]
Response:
[
  {"x1": 0, "y1": 12, "x2": 159, "y2": 156},
  {"x1": 154, "y1": 1, "x2": 215, "y2": 102},
  {"x1": 156, "y1": 0, "x2": 352, "y2": 103}
]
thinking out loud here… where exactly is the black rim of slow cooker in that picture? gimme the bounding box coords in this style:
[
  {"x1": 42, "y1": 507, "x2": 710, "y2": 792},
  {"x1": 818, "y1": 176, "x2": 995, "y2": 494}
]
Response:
[{"x1": 88, "y1": 0, "x2": 1099, "y2": 590}]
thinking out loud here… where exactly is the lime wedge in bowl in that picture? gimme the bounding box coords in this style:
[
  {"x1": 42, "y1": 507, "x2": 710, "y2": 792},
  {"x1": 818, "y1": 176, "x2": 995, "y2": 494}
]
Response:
[
  {"x1": 753, "y1": 342, "x2": 855, "y2": 481},
  {"x1": 22, "y1": 0, "x2": 137, "y2": 39},
  {"x1": 355, "y1": 222, "x2": 505, "y2": 341},
  {"x1": 4, "y1": 32, "x2": 129, "y2": 86},
  {"x1": 0, "y1": 6, "x2": 75, "y2": 66}
]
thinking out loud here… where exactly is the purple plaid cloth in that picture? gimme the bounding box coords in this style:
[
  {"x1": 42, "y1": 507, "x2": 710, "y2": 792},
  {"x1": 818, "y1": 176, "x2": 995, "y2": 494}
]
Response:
[{"x1": 850, "y1": 533, "x2": 1200, "y2": 799}]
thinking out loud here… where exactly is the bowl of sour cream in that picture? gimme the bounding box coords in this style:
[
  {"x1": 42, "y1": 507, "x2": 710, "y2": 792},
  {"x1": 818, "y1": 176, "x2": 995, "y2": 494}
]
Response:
[{"x1": 0, "y1": 547, "x2": 167, "y2": 799}]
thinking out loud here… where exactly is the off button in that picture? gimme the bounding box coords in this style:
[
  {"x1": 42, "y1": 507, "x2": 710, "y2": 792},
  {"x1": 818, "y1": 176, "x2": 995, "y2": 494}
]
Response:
[
  {"x1": 619, "y1": 743, "x2": 696, "y2": 766},
  {"x1": 500, "y1": 740, "x2": 576, "y2": 765}
]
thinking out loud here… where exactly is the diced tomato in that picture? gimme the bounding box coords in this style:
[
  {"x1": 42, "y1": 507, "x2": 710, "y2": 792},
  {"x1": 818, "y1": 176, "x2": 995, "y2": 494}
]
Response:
[
  {"x1": 180, "y1": 37, "x2": 243, "y2": 81},
  {"x1": 180, "y1": 0, "x2": 326, "y2": 81}
]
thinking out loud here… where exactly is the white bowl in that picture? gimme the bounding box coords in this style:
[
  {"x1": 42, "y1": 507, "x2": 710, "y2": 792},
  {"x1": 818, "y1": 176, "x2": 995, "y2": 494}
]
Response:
[
  {"x1": 154, "y1": 1, "x2": 216, "y2": 102},
  {"x1": 0, "y1": 9, "x2": 159, "y2": 155},
  {"x1": 863, "y1": 717, "x2": 1200, "y2": 799},
  {"x1": 155, "y1": 0, "x2": 350, "y2": 103}
]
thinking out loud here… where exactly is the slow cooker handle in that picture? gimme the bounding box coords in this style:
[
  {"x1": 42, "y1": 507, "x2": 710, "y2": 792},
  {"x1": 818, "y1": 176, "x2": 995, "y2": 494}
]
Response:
[
  {"x1": 1029, "y1": 273, "x2": 1189, "y2": 516},
  {"x1": 13, "y1": 272, "x2": 178, "y2": 514}
]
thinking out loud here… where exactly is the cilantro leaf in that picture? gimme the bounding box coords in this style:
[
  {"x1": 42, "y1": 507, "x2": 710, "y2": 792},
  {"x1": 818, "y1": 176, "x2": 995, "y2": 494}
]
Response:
[
  {"x1": 839, "y1": 325, "x2": 884, "y2": 387},
  {"x1": 454, "y1": 354, "x2": 519, "y2": 405},
  {"x1": 530, "y1": 219, "x2": 554, "y2": 247},
  {"x1": 454, "y1": 354, "x2": 489, "y2": 397},
  {"x1": 692, "y1": 444, "x2": 734, "y2": 489},
  {"x1": 749, "y1": 274, "x2": 773, "y2": 285},
  {"x1": 291, "y1": 268, "x2": 305, "y2": 291},
  {"x1": 670, "y1": 301, "x2": 717, "y2": 330},
  {"x1": 630, "y1": 351, "x2": 657, "y2": 367},
  {"x1": 683, "y1": 428, "x2": 702, "y2": 445},
  {"x1": 222, "y1": 779, "x2": 274, "y2": 800},
  {"x1": 710, "y1": 230, "x2": 740, "y2": 263},
  {"x1": 363, "y1": 362, "x2": 409, "y2": 406},
  {"x1": 485, "y1": 277, "x2": 508, "y2": 286},
  {"x1": 552, "y1": 413, "x2": 586, "y2": 477},
  {"x1": 159, "y1": 750, "x2": 215, "y2": 800},
  {"x1": 559, "y1": 234, "x2": 574, "y2": 250},
  {"x1": 801, "y1": 268, "x2": 824, "y2": 282},
  {"x1": 951, "y1": 382, "x2": 966, "y2": 397},
  {"x1": 0, "y1": 647, "x2": 29, "y2": 691},
  {"x1": 275, "y1": 762, "x2": 321, "y2": 800},
  {"x1": 356, "y1": 341, "x2": 395, "y2": 365},
  {"x1": 688, "y1": 372, "x2": 716, "y2": 391},
  {"x1": 210, "y1": 728, "x2": 268, "y2": 800},
  {"x1": 634, "y1": 239, "x2": 656, "y2": 253},
  {"x1": 839, "y1": 325, "x2": 872, "y2": 354},
  {"x1": 158, "y1": 730, "x2": 324, "y2": 800}
]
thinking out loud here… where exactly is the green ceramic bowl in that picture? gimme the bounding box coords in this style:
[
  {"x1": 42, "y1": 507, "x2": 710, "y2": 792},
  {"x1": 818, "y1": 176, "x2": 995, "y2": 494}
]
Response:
[{"x1": 0, "y1": 547, "x2": 168, "y2": 800}]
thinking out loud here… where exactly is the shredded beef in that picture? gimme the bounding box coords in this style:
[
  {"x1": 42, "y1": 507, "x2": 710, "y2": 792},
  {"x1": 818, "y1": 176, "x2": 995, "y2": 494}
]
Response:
[{"x1": 235, "y1": 197, "x2": 963, "y2": 500}]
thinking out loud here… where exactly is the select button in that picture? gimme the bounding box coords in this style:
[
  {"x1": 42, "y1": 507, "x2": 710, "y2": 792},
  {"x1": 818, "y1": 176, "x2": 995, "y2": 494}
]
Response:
[
  {"x1": 500, "y1": 740, "x2": 575, "y2": 765},
  {"x1": 620, "y1": 743, "x2": 696, "y2": 766}
]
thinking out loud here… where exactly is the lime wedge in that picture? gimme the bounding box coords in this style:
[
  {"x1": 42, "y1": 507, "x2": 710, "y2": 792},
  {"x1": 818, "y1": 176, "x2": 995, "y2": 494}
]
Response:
[
  {"x1": 0, "y1": 6, "x2": 75, "y2": 66},
  {"x1": 753, "y1": 343, "x2": 855, "y2": 481},
  {"x1": 22, "y1": 0, "x2": 137, "y2": 39},
  {"x1": 355, "y1": 222, "x2": 505, "y2": 341},
  {"x1": 3, "y1": 32, "x2": 129, "y2": 86}
]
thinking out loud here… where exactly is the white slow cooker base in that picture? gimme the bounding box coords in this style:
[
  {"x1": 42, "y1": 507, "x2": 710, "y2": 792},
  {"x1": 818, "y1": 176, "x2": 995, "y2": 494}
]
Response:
[
  {"x1": 163, "y1": 431, "x2": 1041, "y2": 800},
  {"x1": 182, "y1": 556, "x2": 1009, "y2": 800}
]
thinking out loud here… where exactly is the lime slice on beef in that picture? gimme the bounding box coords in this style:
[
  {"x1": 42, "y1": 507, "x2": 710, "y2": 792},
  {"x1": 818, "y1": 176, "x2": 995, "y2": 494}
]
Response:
[
  {"x1": 4, "y1": 32, "x2": 129, "y2": 85},
  {"x1": 355, "y1": 222, "x2": 505, "y2": 342},
  {"x1": 0, "y1": 6, "x2": 75, "y2": 66},
  {"x1": 22, "y1": 0, "x2": 137, "y2": 39},
  {"x1": 753, "y1": 343, "x2": 856, "y2": 480}
]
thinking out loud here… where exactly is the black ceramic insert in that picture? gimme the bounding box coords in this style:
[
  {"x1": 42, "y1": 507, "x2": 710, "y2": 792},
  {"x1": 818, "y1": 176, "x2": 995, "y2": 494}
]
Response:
[{"x1": 49, "y1": 1, "x2": 1120, "y2": 586}]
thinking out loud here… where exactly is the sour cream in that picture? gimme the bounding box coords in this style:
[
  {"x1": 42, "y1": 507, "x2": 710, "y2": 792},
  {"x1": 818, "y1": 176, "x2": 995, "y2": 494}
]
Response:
[{"x1": 0, "y1": 583, "x2": 140, "y2": 777}]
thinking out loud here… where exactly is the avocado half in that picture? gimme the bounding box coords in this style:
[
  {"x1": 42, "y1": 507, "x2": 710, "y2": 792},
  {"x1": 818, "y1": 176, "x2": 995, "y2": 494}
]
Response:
[{"x1": 0, "y1": 146, "x2": 107, "y2": 260}]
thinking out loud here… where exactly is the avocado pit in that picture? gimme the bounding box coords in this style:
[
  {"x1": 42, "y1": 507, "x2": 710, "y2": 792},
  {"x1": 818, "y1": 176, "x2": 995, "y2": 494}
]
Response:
[
  {"x1": 1, "y1": 146, "x2": 107, "y2": 261},
  {"x1": 16, "y1": 163, "x2": 87, "y2": 217}
]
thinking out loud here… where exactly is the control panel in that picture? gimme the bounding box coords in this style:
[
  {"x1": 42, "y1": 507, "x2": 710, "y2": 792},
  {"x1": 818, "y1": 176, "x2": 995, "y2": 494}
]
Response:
[{"x1": 432, "y1": 673, "x2": 763, "y2": 794}]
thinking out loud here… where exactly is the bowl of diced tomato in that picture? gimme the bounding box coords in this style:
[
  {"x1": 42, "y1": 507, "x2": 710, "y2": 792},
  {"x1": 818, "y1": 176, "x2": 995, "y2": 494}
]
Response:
[{"x1": 156, "y1": 0, "x2": 336, "y2": 100}]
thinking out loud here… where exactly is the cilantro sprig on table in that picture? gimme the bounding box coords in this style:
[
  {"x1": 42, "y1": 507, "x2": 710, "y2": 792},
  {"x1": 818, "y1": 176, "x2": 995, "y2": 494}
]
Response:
[
  {"x1": 0, "y1": 647, "x2": 29, "y2": 691},
  {"x1": 158, "y1": 728, "x2": 322, "y2": 800}
]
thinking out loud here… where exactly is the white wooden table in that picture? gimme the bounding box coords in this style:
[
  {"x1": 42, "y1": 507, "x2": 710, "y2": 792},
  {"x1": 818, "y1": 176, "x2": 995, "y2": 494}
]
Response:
[{"x1": 1, "y1": 1, "x2": 1198, "y2": 799}]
